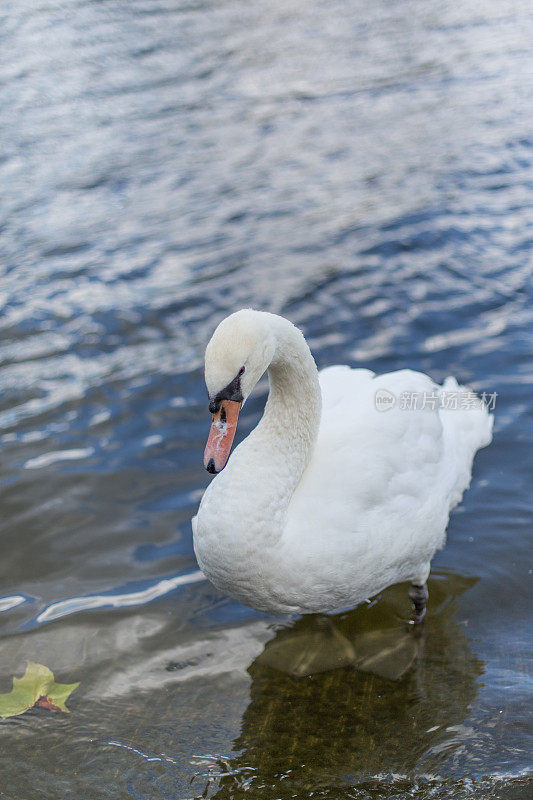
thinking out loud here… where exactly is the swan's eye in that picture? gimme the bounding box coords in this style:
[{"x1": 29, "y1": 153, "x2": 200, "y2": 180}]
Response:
[{"x1": 238, "y1": 366, "x2": 245, "y2": 376}]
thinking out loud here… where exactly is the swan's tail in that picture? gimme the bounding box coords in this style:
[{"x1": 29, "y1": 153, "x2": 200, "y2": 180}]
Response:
[{"x1": 439, "y1": 376, "x2": 494, "y2": 511}]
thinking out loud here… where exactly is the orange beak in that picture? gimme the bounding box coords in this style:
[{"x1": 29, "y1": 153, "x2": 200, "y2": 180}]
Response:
[{"x1": 204, "y1": 399, "x2": 241, "y2": 474}]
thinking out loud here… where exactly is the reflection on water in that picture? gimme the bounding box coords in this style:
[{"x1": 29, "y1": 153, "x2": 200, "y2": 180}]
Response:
[
  {"x1": 206, "y1": 574, "x2": 484, "y2": 800},
  {"x1": 255, "y1": 619, "x2": 420, "y2": 680},
  {"x1": 34, "y1": 569, "x2": 205, "y2": 624}
]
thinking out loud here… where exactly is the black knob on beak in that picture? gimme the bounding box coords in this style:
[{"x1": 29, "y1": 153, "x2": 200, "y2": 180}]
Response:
[{"x1": 206, "y1": 458, "x2": 217, "y2": 474}]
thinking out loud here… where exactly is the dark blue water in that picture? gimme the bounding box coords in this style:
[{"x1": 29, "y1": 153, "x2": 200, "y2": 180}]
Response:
[{"x1": 1, "y1": 1, "x2": 532, "y2": 798}]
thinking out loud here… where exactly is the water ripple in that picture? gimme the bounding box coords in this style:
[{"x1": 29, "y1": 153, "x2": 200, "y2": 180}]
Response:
[
  {"x1": 35, "y1": 570, "x2": 205, "y2": 624},
  {"x1": 0, "y1": 0, "x2": 531, "y2": 796}
]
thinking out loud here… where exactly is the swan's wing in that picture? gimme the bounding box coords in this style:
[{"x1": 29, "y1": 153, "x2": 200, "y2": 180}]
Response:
[
  {"x1": 285, "y1": 366, "x2": 492, "y2": 578},
  {"x1": 292, "y1": 366, "x2": 446, "y2": 535},
  {"x1": 437, "y1": 375, "x2": 493, "y2": 509},
  {"x1": 313, "y1": 365, "x2": 491, "y2": 512}
]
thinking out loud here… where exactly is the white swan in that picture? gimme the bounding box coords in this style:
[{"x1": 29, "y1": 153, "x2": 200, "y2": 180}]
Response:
[{"x1": 193, "y1": 310, "x2": 493, "y2": 618}]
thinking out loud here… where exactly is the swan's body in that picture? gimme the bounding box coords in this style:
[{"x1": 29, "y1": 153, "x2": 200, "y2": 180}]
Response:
[{"x1": 193, "y1": 310, "x2": 492, "y2": 615}]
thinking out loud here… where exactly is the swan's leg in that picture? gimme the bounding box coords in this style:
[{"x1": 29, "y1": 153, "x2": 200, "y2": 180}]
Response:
[
  {"x1": 409, "y1": 564, "x2": 430, "y2": 624},
  {"x1": 408, "y1": 582, "x2": 429, "y2": 624}
]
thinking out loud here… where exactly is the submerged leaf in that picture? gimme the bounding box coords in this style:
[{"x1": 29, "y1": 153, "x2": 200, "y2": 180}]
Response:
[{"x1": 0, "y1": 662, "x2": 79, "y2": 719}]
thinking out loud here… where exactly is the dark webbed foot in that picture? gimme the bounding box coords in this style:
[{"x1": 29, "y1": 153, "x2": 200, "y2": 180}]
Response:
[{"x1": 408, "y1": 582, "x2": 429, "y2": 624}]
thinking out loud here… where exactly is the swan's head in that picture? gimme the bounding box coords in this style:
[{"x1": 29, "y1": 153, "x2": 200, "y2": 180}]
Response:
[{"x1": 203, "y1": 309, "x2": 275, "y2": 474}]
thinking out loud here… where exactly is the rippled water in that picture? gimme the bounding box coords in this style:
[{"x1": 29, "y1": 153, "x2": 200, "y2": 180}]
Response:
[{"x1": 1, "y1": 0, "x2": 532, "y2": 797}]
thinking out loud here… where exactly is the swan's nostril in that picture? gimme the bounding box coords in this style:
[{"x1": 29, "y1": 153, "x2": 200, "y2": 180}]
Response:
[{"x1": 206, "y1": 458, "x2": 218, "y2": 474}]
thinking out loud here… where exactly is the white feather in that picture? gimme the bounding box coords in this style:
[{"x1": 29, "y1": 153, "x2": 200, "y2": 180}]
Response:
[{"x1": 193, "y1": 310, "x2": 492, "y2": 615}]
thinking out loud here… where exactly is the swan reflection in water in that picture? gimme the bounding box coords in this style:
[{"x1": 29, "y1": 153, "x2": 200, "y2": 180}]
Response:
[{"x1": 205, "y1": 572, "x2": 483, "y2": 800}]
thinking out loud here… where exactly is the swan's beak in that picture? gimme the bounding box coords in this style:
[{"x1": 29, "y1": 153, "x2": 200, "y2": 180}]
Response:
[{"x1": 204, "y1": 399, "x2": 241, "y2": 474}]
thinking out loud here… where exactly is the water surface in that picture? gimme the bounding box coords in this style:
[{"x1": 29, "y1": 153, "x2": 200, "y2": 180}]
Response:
[{"x1": 1, "y1": 0, "x2": 532, "y2": 797}]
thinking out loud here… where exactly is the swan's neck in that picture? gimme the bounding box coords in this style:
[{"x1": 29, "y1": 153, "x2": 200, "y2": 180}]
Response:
[
  {"x1": 256, "y1": 320, "x2": 322, "y2": 490},
  {"x1": 216, "y1": 318, "x2": 322, "y2": 536}
]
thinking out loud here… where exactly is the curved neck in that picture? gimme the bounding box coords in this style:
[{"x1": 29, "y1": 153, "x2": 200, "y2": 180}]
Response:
[
  {"x1": 229, "y1": 316, "x2": 322, "y2": 520},
  {"x1": 259, "y1": 317, "x2": 322, "y2": 483}
]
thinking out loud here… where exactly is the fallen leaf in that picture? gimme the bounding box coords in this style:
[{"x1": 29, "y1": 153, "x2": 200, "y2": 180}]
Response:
[{"x1": 0, "y1": 662, "x2": 79, "y2": 720}]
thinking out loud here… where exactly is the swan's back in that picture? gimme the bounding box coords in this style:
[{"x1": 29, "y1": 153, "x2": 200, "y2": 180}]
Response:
[
  {"x1": 319, "y1": 366, "x2": 491, "y2": 509},
  {"x1": 284, "y1": 366, "x2": 492, "y2": 597}
]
